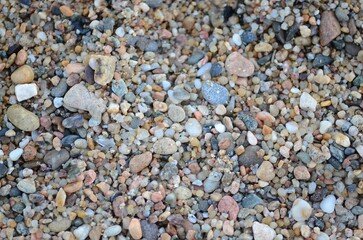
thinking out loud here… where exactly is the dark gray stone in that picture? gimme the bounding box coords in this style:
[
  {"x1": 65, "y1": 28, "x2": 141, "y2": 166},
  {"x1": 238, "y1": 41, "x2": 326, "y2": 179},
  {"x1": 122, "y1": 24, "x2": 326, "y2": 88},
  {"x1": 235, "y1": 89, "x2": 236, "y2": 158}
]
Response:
[
  {"x1": 61, "y1": 135, "x2": 80, "y2": 147},
  {"x1": 286, "y1": 22, "x2": 299, "y2": 41},
  {"x1": 345, "y1": 42, "x2": 361, "y2": 56},
  {"x1": 160, "y1": 162, "x2": 178, "y2": 180},
  {"x1": 62, "y1": 114, "x2": 84, "y2": 128},
  {"x1": 210, "y1": 63, "x2": 223, "y2": 77},
  {"x1": 187, "y1": 51, "x2": 204, "y2": 65},
  {"x1": 312, "y1": 54, "x2": 333, "y2": 67},
  {"x1": 112, "y1": 80, "x2": 128, "y2": 97},
  {"x1": 146, "y1": 0, "x2": 163, "y2": 8},
  {"x1": 352, "y1": 206, "x2": 363, "y2": 215},
  {"x1": 241, "y1": 31, "x2": 257, "y2": 43},
  {"x1": 353, "y1": 75, "x2": 363, "y2": 87},
  {"x1": 141, "y1": 220, "x2": 159, "y2": 240},
  {"x1": 330, "y1": 144, "x2": 345, "y2": 162},
  {"x1": 237, "y1": 112, "x2": 257, "y2": 131},
  {"x1": 0, "y1": 163, "x2": 7, "y2": 178},
  {"x1": 51, "y1": 79, "x2": 68, "y2": 97},
  {"x1": 44, "y1": 149, "x2": 70, "y2": 170},
  {"x1": 242, "y1": 194, "x2": 264, "y2": 208},
  {"x1": 238, "y1": 146, "x2": 264, "y2": 167}
]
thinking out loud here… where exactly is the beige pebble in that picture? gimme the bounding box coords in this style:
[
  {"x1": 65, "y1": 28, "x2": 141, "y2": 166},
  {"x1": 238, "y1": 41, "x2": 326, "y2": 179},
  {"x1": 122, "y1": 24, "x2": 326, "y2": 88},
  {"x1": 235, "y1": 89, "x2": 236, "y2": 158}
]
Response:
[
  {"x1": 254, "y1": 42, "x2": 273, "y2": 52},
  {"x1": 56, "y1": 188, "x2": 66, "y2": 208},
  {"x1": 223, "y1": 220, "x2": 234, "y2": 236},
  {"x1": 15, "y1": 49, "x2": 28, "y2": 66},
  {"x1": 313, "y1": 74, "x2": 331, "y2": 84},
  {"x1": 334, "y1": 132, "x2": 350, "y2": 147},
  {"x1": 129, "y1": 151, "x2": 153, "y2": 174},
  {"x1": 11, "y1": 65, "x2": 34, "y2": 84},
  {"x1": 65, "y1": 63, "x2": 85, "y2": 75},
  {"x1": 225, "y1": 52, "x2": 254, "y2": 77},
  {"x1": 64, "y1": 181, "x2": 83, "y2": 194},
  {"x1": 256, "y1": 161, "x2": 275, "y2": 181},
  {"x1": 60, "y1": 6, "x2": 74, "y2": 17},
  {"x1": 294, "y1": 166, "x2": 311, "y2": 180}
]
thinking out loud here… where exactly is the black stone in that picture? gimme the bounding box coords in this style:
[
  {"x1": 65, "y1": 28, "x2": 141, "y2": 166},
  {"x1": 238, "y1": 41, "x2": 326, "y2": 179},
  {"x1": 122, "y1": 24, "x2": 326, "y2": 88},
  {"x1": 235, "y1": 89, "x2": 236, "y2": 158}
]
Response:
[
  {"x1": 85, "y1": 65, "x2": 95, "y2": 84},
  {"x1": 210, "y1": 63, "x2": 223, "y2": 77},
  {"x1": 71, "y1": 15, "x2": 90, "y2": 35},
  {"x1": 328, "y1": 158, "x2": 342, "y2": 170},
  {"x1": 29, "y1": 193, "x2": 45, "y2": 203},
  {"x1": 223, "y1": 6, "x2": 235, "y2": 22},
  {"x1": 310, "y1": 188, "x2": 328, "y2": 202},
  {"x1": 0, "y1": 163, "x2": 7, "y2": 178},
  {"x1": 312, "y1": 54, "x2": 333, "y2": 68},
  {"x1": 257, "y1": 54, "x2": 272, "y2": 65},
  {"x1": 285, "y1": 22, "x2": 300, "y2": 41},
  {"x1": 51, "y1": 79, "x2": 68, "y2": 97},
  {"x1": 345, "y1": 43, "x2": 361, "y2": 56},
  {"x1": 6, "y1": 44, "x2": 22, "y2": 56},
  {"x1": 61, "y1": 135, "x2": 80, "y2": 147},
  {"x1": 51, "y1": 6, "x2": 61, "y2": 16},
  {"x1": 332, "y1": 40, "x2": 345, "y2": 50}
]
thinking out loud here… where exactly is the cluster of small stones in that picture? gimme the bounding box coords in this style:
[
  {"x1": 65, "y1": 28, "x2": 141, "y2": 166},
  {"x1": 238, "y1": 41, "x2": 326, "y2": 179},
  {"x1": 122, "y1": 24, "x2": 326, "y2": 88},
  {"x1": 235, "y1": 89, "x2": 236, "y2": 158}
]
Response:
[{"x1": 0, "y1": 0, "x2": 363, "y2": 240}]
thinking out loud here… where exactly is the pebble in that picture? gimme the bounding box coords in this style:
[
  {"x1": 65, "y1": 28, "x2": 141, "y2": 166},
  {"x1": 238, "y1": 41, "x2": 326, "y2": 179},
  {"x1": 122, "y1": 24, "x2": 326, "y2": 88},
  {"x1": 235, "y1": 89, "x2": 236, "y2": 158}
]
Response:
[
  {"x1": 345, "y1": 43, "x2": 361, "y2": 56},
  {"x1": 247, "y1": 131, "x2": 258, "y2": 145},
  {"x1": 55, "y1": 188, "x2": 66, "y2": 208},
  {"x1": 299, "y1": 92, "x2": 317, "y2": 111},
  {"x1": 294, "y1": 166, "x2": 310, "y2": 180},
  {"x1": 15, "y1": 83, "x2": 38, "y2": 102},
  {"x1": 334, "y1": 133, "x2": 350, "y2": 147},
  {"x1": 15, "y1": 49, "x2": 27, "y2": 65},
  {"x1": 62, "y1": 114, "x2": 84, "y2": 128},
  {"x1": 17, "y1": 178, "x2": 36, "y2": 193},
  {"x1": 104, "y1": 225, "x2": 122, "y2": 237},
  {"x1": 252, "y1": 222, "x2": 276, "y2": 240},
  {"x1": 197, "y1": 62, "x2": 212, "y2": 76},
  {"x1": 9, "y1": 148, "x2": 23, "y2": 161},
  {"x1": 238, "y1": 146, "x2": 263, "y2": 166},
  {"x1": 187, "y1": 51, "x2": 204, "y2": 65},
  {"x1": 112, "y1": 79, "x2": 128, "y2": 97},
  {"x1": 223, "y1": 220, "x2": 234, "y2": 236},
  {"x1": 256, "y1": 161, "x2": 275, "y2": 181},
  {"x1": 175, "y1": 186, "x2": 192, "y2": 200},
  {"x1": 319, "y1": 11, "x2": 341, "y2": 46},
  {"x1": 335, "y1": 7, "x2": 349, "y2": 22},
  {"x1": 218, "y1": 196, "x2": 239, "y2": 220},
  {"x1": 204, "y1": 172, "x2": 223, "y2": 193},
  {"x1": 141, "y1": 221, "x2": 159, "y2": 240},
  {"x1": 286, "y1": 121, "x2": 299, "y2": 133},
  {"x1": 237, "y1": 112, "x2": 258, "y2": 130},
  {"x1": 210, "y1": 63, "x2": 223, "y2": 77},
  {"x1": 88, "y1": 55, "x2": 116, "y2": 86},
  {"x1": 319, "y1": 120, "x2": 332, "y2": 134},
  {"x1": 44, "y1": 149, "x2": 70, "y2": 170},
  {"x1": 129, "y1": 218, "x2": 143, "y2": 240},
  {"x1": 241, "y1": 31, "x2": 257, "y2": 43},
  {"x1": 291, "y1": 199, "x2": 312, "y2": 222},
  {"x1": 64, "y1": 181, "x2": 83, "y2": 194},
  {"x1": 254, "y1": 42, "x2": 273, "y2": 52},
  {"x1": 48, "y1": 218, "x2": 72, "y2": 233},
  {"x1": 242, "y1": 194, "x2": 263, "y2": 208},
  {"x1": 63, "y1": 83, "x2": 106, "y2": 123},
  {"x1": 202, "y1": 80, "x2": 229, "y2": 105},
  {"x1": 0, "y1": 164, "x2": 7, "y2": 178},
  {"x1": 129, "y1": 151, "x2": 152, "y2": 173},
  {"x1": 320, "y1": 195, "x2": 336, "y2": 213},
  {"x1": 11, "y1": 65, "x2": 34, "y2": 84},
  {"x1": 153, "y1": 137, "x2": 177, "y2": 155},
  {"x1": 312, "y1": 54, "x2": 333, "y2": 68},
  {"x1": 225, "y1": 52, "x2": 255, "y2": 77},
  {"x1": 185, "y1": 118, "x2": 202, "y2": 137},
  {"x1": 232, "y1": 33, "x2": 242, "y2": 46},
  {"x1": 73, "y1": 224, "x2": 91, "y2": 240},
  {"x1": 60, "y1": 6, "x2": 74, "y2": 17},
  {"x1": 168, "y1": 105, "x2": 185, "y2": 122},
  {"x1": 7, "y1": 104, "x2": 40, "y2": 131},
  {"x1": 160, "y1": 162, "x2": 178, "y2": 180}
]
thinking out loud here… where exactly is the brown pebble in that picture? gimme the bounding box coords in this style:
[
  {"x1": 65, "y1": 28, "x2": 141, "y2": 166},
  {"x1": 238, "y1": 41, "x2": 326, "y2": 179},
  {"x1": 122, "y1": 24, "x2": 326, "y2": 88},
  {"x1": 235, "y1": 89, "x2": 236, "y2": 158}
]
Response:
[
  {"x1": 83, "y1": 170, "x2": 97, "y2": 186},
  {"x1": 22, "y1": 143, "x2": 37, "y2": 161},
  {"x1": 129, "y1": 151, "x2": 153, "y2": 174},
  {"x1": 319, "y1": 11, "x2": 341, "y2": 46},
  {"x1": 63, "y1": 181, "x2": 83, "y2": 194},
  {"x1": 60, "y1": 6, "x2": 74, "y2": 17},
  {"x1": 11, "y1": 65, "x2": 34, "y2": 84},
  {"x1": 218, "y1": 196, "x2": 239, "y2": 220},
  {"x1": 129, "y1": 218, "x2": 143, "y2": 239},
  {"x1": 183, "y1": 16, "x2": 195, "y2": 31},
  {"x1": 15, "y1": 49, "x2": 28, "y2": 66},
  {"x1": 225, "y1": 52, "x2": 254, "y2": 77}
]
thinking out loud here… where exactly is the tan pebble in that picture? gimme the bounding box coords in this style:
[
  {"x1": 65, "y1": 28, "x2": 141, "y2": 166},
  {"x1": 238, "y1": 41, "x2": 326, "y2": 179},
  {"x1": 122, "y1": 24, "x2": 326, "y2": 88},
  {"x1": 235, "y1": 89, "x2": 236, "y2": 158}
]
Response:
[
  {"x1": 223, "y1": 220, "x2": 234, "y2": 236},
  {"x1": 294, "y1": 166, "x2": 311, "y2": 180},
  {"x1": 129, "y1": 151, "x2": 153, "y2": 174},
  {"x1": 319, "y1": 11, "x2": 341, "y2": 46},
  {"x1": 129, "y1": 218, "x2": 142, "y2": 239},
  {"x1": 15, "y1": 49, "x2": 28, "y2": 66},
  {"x1": 183, "y1": 16, "x2": 195, "y2": 31},
  {"x1": 256, "y1": 161, "x2": 275, "y2": 181},
  {"x1": 7, "y1": 104, "x2": 40, "y2": 131},
  {"x1": 225, "y1": 52, "x2": 254, "y2": 77},
  {"x1": 262, "y1": 125, "x2": 273, "y2": 135},
  {"x1": 313, "y1": 74, "x2": 331, "y2": 84},
  {"x1": 84, "y1": 188, "x2": 98, "y2": 202},
  {"x1": 153, "y1": 101, "x2": 168, "y2": 112},
  {"x1": 65, "y1": 63, "x2": 85, "y2": 75},
  {"x1": 96, "y1": 182, "x2": 110, "y2": 195},
  {"x1": 160, "y1": 233, "x2": 171, "y2": 240},
  {"x1": 89, "y1": 226, "x2": 102, "y2": 240},
  {"x1": 11, "y1": 65, "x2": 34, "y2": 84},
  {"x1": 56, "y1": 188, "x2": 66, "y2": 208},
  {"x1": 254, "y1": 42, "x2": 273, "y2": 52},
  {"x1": 60, "y1": 6, "x2": 74, "y2": 17},
  {"x1": 89, "y1": 55, "x2": 116, "y2": 86},
  {"x1": 64, "y1": 181, "x2": 83, "y2": 194}
]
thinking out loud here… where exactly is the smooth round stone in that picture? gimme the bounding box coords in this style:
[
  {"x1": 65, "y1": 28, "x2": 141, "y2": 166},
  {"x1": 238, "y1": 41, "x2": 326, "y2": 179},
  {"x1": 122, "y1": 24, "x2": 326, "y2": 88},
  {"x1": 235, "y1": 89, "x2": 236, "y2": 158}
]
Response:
[
  {"x1": 242, "y1": 31, "x2": 257, "y2": 43},
  {"x1": 7, "y1": 104, "x2": 40, "y2": 132},
  {"x1": 48, "y1": 218, "x2": 72, "y2": 233},
  {"x1": 73, "y1": 224, "x2": 91, "y2": 240},
  {"x1": 256, "y1": 161, "x2": 275, "y2": 181},
  {"x1": 11, "y1": 65, "x2": 34, "y2": 84},
  {"x1": 168, "y1": 105, "x2": 185, "y2": 122},
  {"x1": 204, "y1": 171, "x2": 222, "y2": 193},
  {"x1": 44, "y1": 149, "x2": 70, "y2": 170},
  {"x1": 210, "y1": 63, "x2": 223, "y2": 77},
  {"x1": 104, "y1": 225, "x2": 122, "y2": 237},
  {"x1": 153, "y1": 137, "x2": 177, "y2": 155},
  {"x1": 9, "y1": 148, "x2": 24, "y2": 161},
  {"x1": 286, "y1": 121, "x2": 299, "y2": 133},
  {"x1": 202, "y1": 80, "x2": 229, "y2": 105},
  {"x1": 319, "y1": 120, "x2": 332, "y2": 134},
  {"x1": 197, "y1": 62, "x2": 212, "y2": 76},
  {"x1": 320, "y1": 195, "x2": 336, "y2": 213},
  {"x1": 17, "y1": 178, "x2": 36, "y2": 193},
  {"x1": 225, "y1": 52, "x2": 254, "y2": 77},
  {"x1": 129, "y1": 152, "x2": 152, "y2": 174},
  {"x1": 299, "y1": 92, "x2": 317, "y2": 111},
  {"x1": 185, "y1": 118, "x2": 202, "y2": 137},
  {"x1": 174, "y1": 186, "x2": 192, "y2": 200},
  {"x1": 291, "y1": 199, "x2": 312, "y2": 222},
  {"x1": 215, "y1": 123, "x2": 226, "y2": 133}
]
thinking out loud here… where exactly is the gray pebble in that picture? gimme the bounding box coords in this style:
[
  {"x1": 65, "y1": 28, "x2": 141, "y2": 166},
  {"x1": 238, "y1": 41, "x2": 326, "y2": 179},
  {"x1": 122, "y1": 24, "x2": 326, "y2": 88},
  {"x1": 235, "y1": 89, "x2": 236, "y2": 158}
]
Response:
[
  {"x1": 141, "y1": 220, "x2": 159, "y2": 240},
  {"x1": 238, "y1": 146, "x2": 263, "y2": 167},
  {"x1": 146, "y1": 0, "x2": 162, "y2": 8},
  {"x1": 237, "y1": 112, "x2": 257, "y2": 131},
  {"x1": 204, "y1": 171, "x2": 222, "y2": 193},
  {"x1": 187, "y1": 51, "x2": 204, "y2": 65},
  {"x1": 51, "y1": 79, "x2": 68, "y2": 97},
  {"x1": 62, "y1": 114, "x2": 84, "y2": 128},
  {"x1": 112, "y1": 80, "x2": 128, "y2": 97},
  {"x1": 242, "y1": 194, "x2": 264, "y2": 208},
  {"x1": 202, "y1": 80, "x2": 229, "y2": 105},
  {"x1": 210, "y1": 63, "x2": 223, "y2": 77},
  {"x1": 160, "y1": 162, "x2": 178, "y2": 180},
  {"x1": 335, "y1": 7, "x2": 349, "y2": 22},
  {"x1": 61, "y1": 135, "x2": 80, "y2": 147}
]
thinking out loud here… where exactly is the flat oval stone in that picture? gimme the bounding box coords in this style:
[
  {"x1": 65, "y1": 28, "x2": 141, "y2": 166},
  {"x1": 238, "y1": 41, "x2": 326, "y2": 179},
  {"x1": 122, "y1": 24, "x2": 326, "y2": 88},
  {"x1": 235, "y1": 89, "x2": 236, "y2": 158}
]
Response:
[
  {"x1": 7, "y1": 104, "x2": 40, "y2": 132},
  {"x1": 225, "y1": 52, "x2": 254, "y2": 77},
  {"x1": 202, "y1": 80, "x2": 229, "y2": 105},
  {"x1": 129, "y1": 151, "x2": 153, "y2": 174},
  {"x1": 44, "y1": 149, "x2": 70, "y2": 170},
  {"x1": 153, "y1": 137, "x2": 177, "y2": 155}
]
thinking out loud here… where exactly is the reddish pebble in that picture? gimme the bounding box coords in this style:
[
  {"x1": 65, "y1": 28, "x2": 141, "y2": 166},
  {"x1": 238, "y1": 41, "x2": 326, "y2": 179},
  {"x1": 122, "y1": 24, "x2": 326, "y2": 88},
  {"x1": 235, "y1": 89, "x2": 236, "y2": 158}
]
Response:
[
  {"x1": 22, "y1": 143, "x2": 37, "y2": 161},
  {"x1": 129, "y1": 151, "x2": 153, "y2": 174},
  {"x1": 151, "y1": 192, "x2": 164, "y2": 202},
  {"x1": 112, "y1": 196, "x2": 125, "y2": 217},
  {"x1": 84, "y1": 170, "x2": 97, "y2": 186},
  {"x1": 218, "y1": 196, "x2": 239, "y2": 220},
  {"x1": 63, "y1": 181, "x2": 83, "y2": 194},
  {"x1": 15, "y1": 49, "x2": 28, "y2": 66}
]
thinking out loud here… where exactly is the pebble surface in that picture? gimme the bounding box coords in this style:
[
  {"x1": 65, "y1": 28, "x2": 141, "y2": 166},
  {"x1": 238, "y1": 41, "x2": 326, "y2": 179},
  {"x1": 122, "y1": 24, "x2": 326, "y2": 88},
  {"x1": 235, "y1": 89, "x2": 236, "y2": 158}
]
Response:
[{"x1": 0, "y1": 1, "x2": 362, "y2": 240}]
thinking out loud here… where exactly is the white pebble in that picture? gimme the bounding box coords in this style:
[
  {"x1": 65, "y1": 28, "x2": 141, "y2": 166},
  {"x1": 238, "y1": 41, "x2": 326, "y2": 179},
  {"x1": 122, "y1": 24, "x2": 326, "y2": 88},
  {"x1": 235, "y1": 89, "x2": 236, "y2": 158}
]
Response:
[
  {"x1": 320, "y1": 195, "x2": 336, "y2": 213},
  {"x1": 115, "y1": 27, "x2": 125, "y2": 37},
  {"x1": 308, "y1": 182, "x2": 316, "y2": 194},
  {"x1": 9, "y1": 148, "x2": 24, "y2": 161},
  {"x1": 317, "y1": 232, "x2": 330, "y2": 240},
  {"x1": 194, "y1": 79, "x2": 202, "y2": 89},
  {"x1": 214, "y1": 123, "x2": 226, "y2": 133},
  {"x1": 73, "y1": 224, "x2": 91, "y2": 240},
  {"x1": 247, "y1": 131, "x2": 258, "y2": 145},
  {"x1": 36, "y1": 31, "x2": 47, "y2": 41},
  {"x1": 300, "y1": 92, "x2": 317, "y2": 111},
  {"x1": 356, "y1": 145, "x2": 363, "y2": 158},
  {"x1": 286, "y1": 121, "x2": 299, "y2": 133},
  {"x1": 291, "y1": 199, "x2": 312, "y2": 222},
  {"x1": 319, "y1": 120, "x2": 332, "y2": 134},
  {"x1": 185, "y1": 118, "x2": 202, "y2": 137},
  {"x1": 53, "y1": 97, "x2": 63, "y2": 108},
  {"x1": 232, "y1": 33, "x2": 242, "y2": 46},
  {"x1": 15, "y1": 83, "x2": 38, "y2": 102}
]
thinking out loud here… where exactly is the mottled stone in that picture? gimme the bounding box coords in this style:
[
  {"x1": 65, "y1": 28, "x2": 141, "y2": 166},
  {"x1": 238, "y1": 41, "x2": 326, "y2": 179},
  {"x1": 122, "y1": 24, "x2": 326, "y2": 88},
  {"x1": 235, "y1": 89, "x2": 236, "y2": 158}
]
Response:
[
  {"x1": 7, "y1": 104, "x2": 39, "y2": 131},
  {"x1": 319, "y1": 11, "x2": 341, "y2": 46}
]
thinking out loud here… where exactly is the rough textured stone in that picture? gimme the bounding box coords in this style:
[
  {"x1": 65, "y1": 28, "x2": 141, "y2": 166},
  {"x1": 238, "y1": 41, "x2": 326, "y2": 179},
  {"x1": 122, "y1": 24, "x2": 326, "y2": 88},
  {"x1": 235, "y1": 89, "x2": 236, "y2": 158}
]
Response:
[
  {"x1": 129, "y1": 152, "x2": 153, "y2": 173},
  {"x1": 319, "y1": 11, "x2": 341, "y2": 46},
  {"x1": 88, "y1": 55, "x2": 116, "y2": 86},
  {"x1": 225, "y1": 52, "x2": 254, "y2": 77}
]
